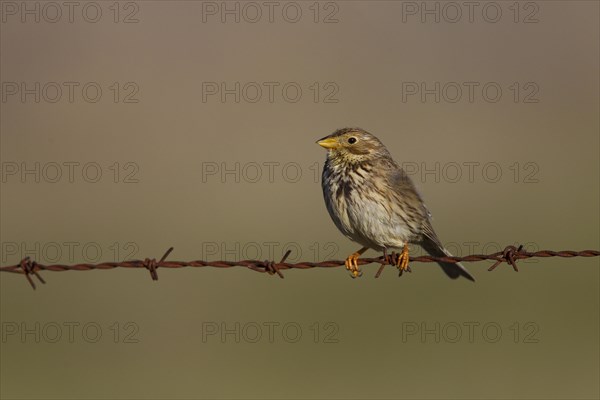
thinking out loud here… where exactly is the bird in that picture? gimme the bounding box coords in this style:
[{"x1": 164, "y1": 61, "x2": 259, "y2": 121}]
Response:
[{"x1": 317, "y1": 127, "x2": 474, "y2": 281}]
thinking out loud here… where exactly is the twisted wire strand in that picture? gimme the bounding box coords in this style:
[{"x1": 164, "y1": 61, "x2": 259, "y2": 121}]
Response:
[{"x1": 1, "y1": 245, "x2": 598, "y2": 289}]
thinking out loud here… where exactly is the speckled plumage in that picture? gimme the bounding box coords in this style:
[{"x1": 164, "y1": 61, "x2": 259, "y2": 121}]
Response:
[{"x1": 318, "y1": 127, "x2": 474, "y2": 281}]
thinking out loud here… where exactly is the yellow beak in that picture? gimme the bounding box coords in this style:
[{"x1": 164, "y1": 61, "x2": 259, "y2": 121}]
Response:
[{"x1": 317, "y1": 137, "x2": 339, "y2": 149}]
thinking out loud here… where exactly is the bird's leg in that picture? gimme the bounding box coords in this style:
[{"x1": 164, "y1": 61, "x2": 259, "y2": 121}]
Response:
[
  {"x1": 345, "y1": 247, "x2": 368, "y2": 278},
  {"x1": 396, "y1": 244, "x2": 411, "y2": 275}
]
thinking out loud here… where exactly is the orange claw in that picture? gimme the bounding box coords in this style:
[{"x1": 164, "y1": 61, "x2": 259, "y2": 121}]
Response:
[
  {"x1": 396, "y1": 244, "x2": 411, "y2": 274},
  {"x1": 344, "y1": 247, "x2": 368, "y2": 278}
]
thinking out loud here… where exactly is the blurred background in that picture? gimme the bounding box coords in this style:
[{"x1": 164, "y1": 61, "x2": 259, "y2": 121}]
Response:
[{"x1": 1, "y1": 1, "x2": 598, "y2": 399}]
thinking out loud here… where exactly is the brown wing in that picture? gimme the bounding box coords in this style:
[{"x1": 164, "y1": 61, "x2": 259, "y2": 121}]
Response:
[{"x1": 387, "y1": 162, "x2": 434, "y2": 241}]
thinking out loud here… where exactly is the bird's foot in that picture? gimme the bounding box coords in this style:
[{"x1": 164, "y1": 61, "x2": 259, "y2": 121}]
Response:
[
  {"x1": 344, "y1": 252, "x2": 363, "y2": 278},
  {"x1": 396, "y1": 245, "x2": 411, "y2": 276}
]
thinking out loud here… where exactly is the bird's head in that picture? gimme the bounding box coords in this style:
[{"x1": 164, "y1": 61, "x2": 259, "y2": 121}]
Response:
[{"x1": 317, "y1": 128, "x2": 390, "y2": 164}]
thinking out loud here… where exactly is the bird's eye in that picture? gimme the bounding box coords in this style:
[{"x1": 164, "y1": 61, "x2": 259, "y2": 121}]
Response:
[{"x1": 347, "y1": 137, "x2": 357, "y2": 144}]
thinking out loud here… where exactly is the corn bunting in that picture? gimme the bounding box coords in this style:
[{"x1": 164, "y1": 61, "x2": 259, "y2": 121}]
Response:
[{"x1": 317, "y1": 127, "x2": 474, "y2": 281}]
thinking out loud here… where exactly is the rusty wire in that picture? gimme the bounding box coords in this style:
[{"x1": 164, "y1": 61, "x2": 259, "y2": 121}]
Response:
[{"x1": 1, "y1": 245, "x2": 599, "y2": 290}]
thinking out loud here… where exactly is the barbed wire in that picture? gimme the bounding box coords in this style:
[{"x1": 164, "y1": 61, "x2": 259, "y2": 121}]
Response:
[{"x1": 1, "y1": 245, "x2": 598, "y2": 290}]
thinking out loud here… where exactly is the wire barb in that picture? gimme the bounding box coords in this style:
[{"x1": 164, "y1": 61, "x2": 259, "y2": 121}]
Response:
[
  {"x1": 18, "y1": 257, "x2": 46, "y2": 290},
  {"x1": 264, "y1": 249, "x2": 290, "y2": 279},
  {"x1": 142, "y1": 247, "x2": 174, "y2": 281},
  {"x1": 1, "y1": 245, "x2": 598, "y2": 290},
  {"x1": 488, "y1": 245, "x2": 522, "y2": 272}
]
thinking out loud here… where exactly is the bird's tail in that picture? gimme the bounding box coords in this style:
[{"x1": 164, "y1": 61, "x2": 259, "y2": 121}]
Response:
[{"x1": 421, "y1": 238, "x2": 475, "y2": 282}]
